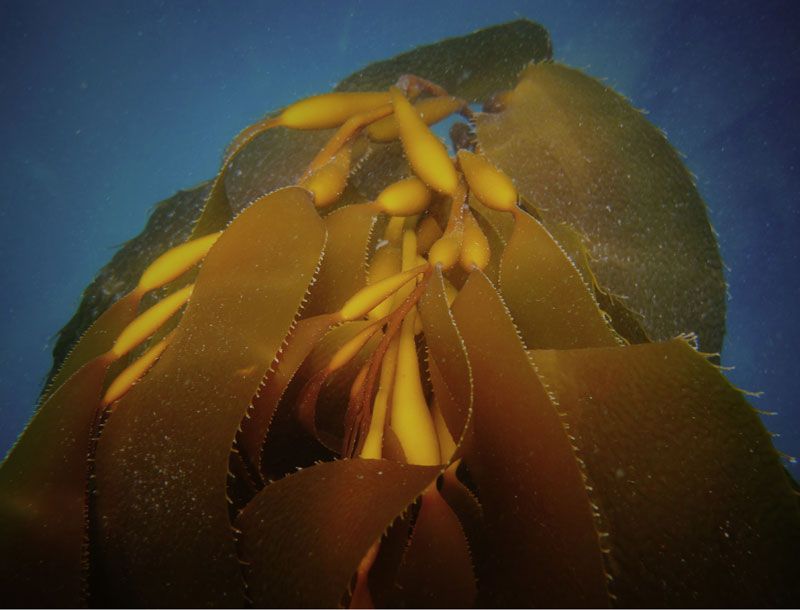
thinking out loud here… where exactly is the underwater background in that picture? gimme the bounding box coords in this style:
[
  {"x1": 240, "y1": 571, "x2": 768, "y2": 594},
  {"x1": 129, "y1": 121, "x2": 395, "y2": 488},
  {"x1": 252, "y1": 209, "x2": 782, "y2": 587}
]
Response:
[{"x1": 0, "y1": 0, "x2": 798, "y2": 473}]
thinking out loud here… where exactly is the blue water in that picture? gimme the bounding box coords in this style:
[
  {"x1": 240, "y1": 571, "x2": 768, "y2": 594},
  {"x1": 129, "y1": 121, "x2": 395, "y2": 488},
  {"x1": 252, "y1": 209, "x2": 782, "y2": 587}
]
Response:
[{"x1": 1, "y1": 0, "x2": 798, "y2": 472}]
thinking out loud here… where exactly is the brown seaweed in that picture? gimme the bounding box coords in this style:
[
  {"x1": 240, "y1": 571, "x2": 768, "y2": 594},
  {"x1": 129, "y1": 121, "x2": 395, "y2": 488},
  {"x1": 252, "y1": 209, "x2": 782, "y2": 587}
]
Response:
[{"x1": 2, "y1": 19, "x2": 798, "y2": 609}]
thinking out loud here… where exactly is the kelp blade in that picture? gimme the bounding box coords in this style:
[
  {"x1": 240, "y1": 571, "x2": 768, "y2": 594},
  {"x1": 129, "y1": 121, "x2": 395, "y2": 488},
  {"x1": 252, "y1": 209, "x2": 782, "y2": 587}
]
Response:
[
  {"x1": 336, "y1": 19, "x2": 551, "y2": 102},
  {"x1": 477, "y1": 62, "x2": 726, "y2": 353},
  {"x1": 48, "y1": 185, "x2": 208, "y2": 383},
  {"x1": 237, "y1": 314, "x2": 336, "y2": 477},
  {"x1": 530, "y1": 340, "x2": 800, "y2": 607},
  {"x1": 500, "y1": 211, "x2": 619, "y2": 349},
  {"x1": 1, "y1": 283, "x2": 146, "y2": 607},
  {"x1": 547, "y1": 221, "x2": 651, "y2": 344},
  {"x1": 44, "y1": 292, "x2": 140, "y2": 401},
  {"x1": 92, "y1": 188, "x2": 325, "y2": 606},
  {"x1": 418, "y1": 267, "x2": 472, "y2": 445},
  {"x1": 0, "y1": 356, "x2": 109, "y2": 607},
  {"x1": 392, "y1": 489, "x2": 477, "y2": 608},
  {"x1": 236, "y1": 458, "x2": 439, "y2": 608},
  {"x1": 303, "y1": 204, "x2": 379, "y2": 317},
  {"x1": 451, "y1": 271, "x2": 609, "y2": 607}
]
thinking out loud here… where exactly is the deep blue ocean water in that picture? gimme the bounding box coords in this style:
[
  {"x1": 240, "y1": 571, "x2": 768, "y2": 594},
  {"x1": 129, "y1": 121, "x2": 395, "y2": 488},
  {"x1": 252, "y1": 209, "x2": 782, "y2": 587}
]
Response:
[{"x1": 0, "y1": 0, "x2": 798, "y2": 474}]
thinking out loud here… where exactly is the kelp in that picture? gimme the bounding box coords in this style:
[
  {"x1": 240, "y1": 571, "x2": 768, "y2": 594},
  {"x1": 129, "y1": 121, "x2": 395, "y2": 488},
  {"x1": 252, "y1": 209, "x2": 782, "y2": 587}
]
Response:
[
  {"x1": 47, "y1": 20, "x2": 554, "y2": 378},
  {"x1": 529, "y1": 340, "x2": 800, "y2": 607},
  {"x1": 93, "y1": 188, "x2": 325, "y2": 606},
  {"x1": 3, "y1": 18, "x2": 799, "y2": 609},
  {"x1": 476, "y1": 62, "x2": 727, "y2": 353},
  {"x1": 47, "y1": 185, "x2": 209, "y2": 385}
]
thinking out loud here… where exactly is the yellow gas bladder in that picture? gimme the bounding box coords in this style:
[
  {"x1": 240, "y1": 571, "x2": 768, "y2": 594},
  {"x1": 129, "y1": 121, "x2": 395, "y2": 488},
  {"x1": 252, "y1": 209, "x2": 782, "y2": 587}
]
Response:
[
  {"x1": 110, "y1": 284, "x2": 194, "y2": 360},
  {"x1": 135, "y1": 232, "x2": 221, "y2": 295},
  {"x1": 367, "y1": 96, "x2": 464, "y2": 142},
  {"x1": 338, "y1": 265, "x2": 428, "y2": 322},
  {"x1": 458, "y1": 149, "x2": 518, "y2": 212},
  {"x1": 374, "y1": 177, "x2": 431, "y2": 217},
  {"x1": 390, "y1": 87, "x2": 458, "y2": 197},
  {"x1": 300, "y1": 143, "x2": 352, "y2": 208},
  {"x1": 102, "y1": 334, "x2": 172, "y2": 406},
  {"x1": 280, "y1": 91, "x2": 392, "y2": 130},
  {"x1": 460, "y1": 209, "x2": 491, "y2": 271}
]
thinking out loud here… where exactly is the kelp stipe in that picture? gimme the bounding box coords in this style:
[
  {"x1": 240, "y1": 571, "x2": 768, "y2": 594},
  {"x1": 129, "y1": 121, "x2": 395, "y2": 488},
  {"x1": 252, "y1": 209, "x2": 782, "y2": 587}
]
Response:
[{"x1": 2, "y1": 20, "x2": 798, "y2": 608}]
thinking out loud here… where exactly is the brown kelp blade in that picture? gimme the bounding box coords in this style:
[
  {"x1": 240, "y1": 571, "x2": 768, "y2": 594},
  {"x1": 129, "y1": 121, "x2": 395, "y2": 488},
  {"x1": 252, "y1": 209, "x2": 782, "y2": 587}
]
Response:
[
  {"x1": 237, "y1": 313, "x2": 336, "y2": 480},
  {"x1": 392, "y1": 489, "x2": 477, "y2": 608},
  {"x1": 0, "y1": 356, "x2": 110, "y2": 607},
  {"x1": 418, "y1": 267, "x2": 472, "y2": 446},
  {"x1": 451, "y1": 271, "x2": 609, "y2": 608},
  {"x1": 336, "y1": 20, "x2": 552, "y2": 102},
  {"x1": 294, "y1": 321, "x2": 376, "y2": 447},
  {"x1": 225, "y1": 127, "x2": 336, "y2": 215},
  {"x1": 1, "y1": 281, "x2": 146, "y2": 606},
  {"x1": 49, "y1": 184, "x2": 209, "y2": 381},
  {"x1": 227, "y1": 443, "x2": 260, "y2": 514},
  {"x1": 304, "y1": 204, "x2": 379, "y2": 317},
  {"x1": 500, "y1": 210, "x2": 619, "y2": 349},
  {"x1": 366, "y1": 511, "x2": 413, "y2": 608},
  {"x1": 44, "y1": 291, "x2": 140, "y2": 401},
  {"x1": 235, "y1": 458, "x2": 439, "y2": 608},
  {"x1": 438, "y1": 467, "x2": 485, "y2": 565},
  {"x1": 548, "y1": 221, "x2": 651, "y2": 344},
  {"x1": 190, "y1": 168, "x2": 235, "y2": 237},
  {"x1": 92, "y1": 188, "x2": 326, "y2": 606},
  {"x1": 477, "y1": 62, "x2": 726, "y2": 352},
  {"x1": 530, "y1": 340, "x2": 800, "y2": 607},
  {"x1": 258, "y1": 320, "x2": 387, "y2": 483},
  {"x1": 468, "y1": 193, "x2": 515, "y2": 246},
  {"x1": 198, "y1": 117, "x2": 372, "y2": 238}
]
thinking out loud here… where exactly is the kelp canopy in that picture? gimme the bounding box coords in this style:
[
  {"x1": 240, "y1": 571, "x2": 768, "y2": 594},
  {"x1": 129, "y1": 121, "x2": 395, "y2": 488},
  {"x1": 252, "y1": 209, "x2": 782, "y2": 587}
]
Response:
[{"x1": 2, "y1": 19, "x2": 798, "y2": 608}]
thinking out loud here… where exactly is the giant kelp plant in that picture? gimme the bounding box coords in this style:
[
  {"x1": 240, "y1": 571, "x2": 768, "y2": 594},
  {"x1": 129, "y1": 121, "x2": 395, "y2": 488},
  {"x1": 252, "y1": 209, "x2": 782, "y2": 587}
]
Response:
[{"x1": 1, "y1": 20, "x2": 798, "y2": 608}]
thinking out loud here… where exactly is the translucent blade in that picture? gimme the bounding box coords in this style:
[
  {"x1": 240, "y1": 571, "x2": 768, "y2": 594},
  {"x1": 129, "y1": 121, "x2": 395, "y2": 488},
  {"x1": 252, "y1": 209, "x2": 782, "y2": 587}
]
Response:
[
  {"x1": 92, "y1": 187, "x2": 326, "y2": 606},
  {"x1": 393, "y1": 489, "x2": 477, "y2": 608},
  {"x1": 477, "y1": 62, "x2": 726, "y2": 353},
  {"x1": 530, "y1": 340, "x2": 800, "y2": 606},
  {"x1": 451, "y1": 271, "x2": 609, "y2": 607},
  {"x1": 500, "y1": 210, "x2": 619, "y2": 349},
  {"x1": 0, "y1": 356, "x2": 110, "y2": 606},
  {"x1": 236, "y1": 458, "x2": 439, "y2": 608},
  {"x1": 304, "y1": 204, "x2": 379, "y2": 317}
]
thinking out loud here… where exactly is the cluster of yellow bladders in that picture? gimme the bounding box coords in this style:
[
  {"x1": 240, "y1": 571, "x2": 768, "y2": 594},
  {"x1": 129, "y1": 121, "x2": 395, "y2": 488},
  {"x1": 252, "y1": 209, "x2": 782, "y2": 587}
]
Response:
[
  {"x1": 100, "y1": 76, "x2": 522, "y2": 458},
  {"x1": 94, "y1": 76, "x2": 522, "y2": 608}
]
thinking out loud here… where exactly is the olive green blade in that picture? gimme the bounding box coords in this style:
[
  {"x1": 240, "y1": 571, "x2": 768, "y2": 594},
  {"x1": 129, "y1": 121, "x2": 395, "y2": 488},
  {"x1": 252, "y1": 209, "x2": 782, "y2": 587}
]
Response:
[
  {"x1": 0, "y1": 356, "x2": 110, "y2": 607},
  {"x1": 235, "y1": 458, "x2": 439, "y2": 608},
  {"x1": 336, "y1": 19, "x2": 552, "y2": 101},
  {"x1": 530, "y1": 339, "x2": 800, "y2": 606},
  {"x1": 451, "y1": 271, "x2": 609, "y2": 607},
  {"x1": 500, "y1": 210, "x2": 620, "y2": 349},
  {"x1": 419, "y1": 267, "x2": 472, "y2": 446},
  {"x1": 92, "y1": 187, "x2": 326, "y2": 606},
  {"x1": 393, "y1": 490, "x2": 477, "y2": 608},
  {"x1": 477, "y1": 62, "x2": 726, "y2": 353},
  {"x1": 304, "y1": 204, "x2": 379, "y2": 317}
]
